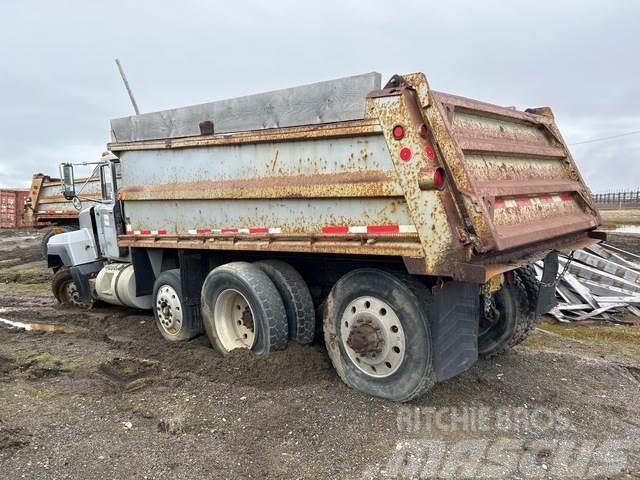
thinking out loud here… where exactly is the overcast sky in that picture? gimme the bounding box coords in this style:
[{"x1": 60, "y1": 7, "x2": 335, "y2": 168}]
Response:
[{"x1": 0, "y1": 0, "x2": 638, "y2": 192}]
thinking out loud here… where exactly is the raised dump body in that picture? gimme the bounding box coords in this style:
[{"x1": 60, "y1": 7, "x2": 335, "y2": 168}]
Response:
[
  {"x1": 25, "y1": 173, "x2": 101, "y2": 227},
  {"x1": 48, "y1": 72, "x2": 603, "y2": 402},
  {"x1": 110, "y1": 72, "x2": 600, "y2": 282}
]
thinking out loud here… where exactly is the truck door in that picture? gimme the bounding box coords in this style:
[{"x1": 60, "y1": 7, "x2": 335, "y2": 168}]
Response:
[{"x1": 95, "y1": 160, "x2": 126, "y2": 260}]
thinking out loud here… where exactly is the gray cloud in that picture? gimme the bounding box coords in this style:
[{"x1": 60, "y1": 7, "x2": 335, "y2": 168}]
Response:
[{"x1": 1, "y1": 0, "x2": 638, "y2": 192}]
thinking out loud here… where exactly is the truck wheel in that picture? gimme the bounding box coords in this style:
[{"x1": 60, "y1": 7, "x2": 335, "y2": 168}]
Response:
[
  {"x1": 323, "y1": 269, "x2": 436, "y2": 402},
  {"x1": 201, "y1": 262, "x2": 288, "y2": 356},
  {"x1": 478, "y1": 269, "x2": 536, "y2": 359},
  {"x1": 254, "y1": 260, "x2": 315, "y2": 344},
  {"x1": 52, "y1": 268, "x2": 92, "y2": 309},
  {"x1": 41, "y1": 225, "x2": 77, "y2": 259},
  {"x1": 152, "y1": 269, "x2": 202, "y2": 342}
]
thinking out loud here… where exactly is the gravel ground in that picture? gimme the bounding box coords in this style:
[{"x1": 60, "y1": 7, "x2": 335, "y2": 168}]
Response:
[{"x1": 0, "y1": 229, "x2": 639, "y2": 479}]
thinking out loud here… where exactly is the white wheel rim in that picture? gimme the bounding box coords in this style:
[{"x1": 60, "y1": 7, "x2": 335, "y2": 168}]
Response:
[
  {"x1": 340, "y1": 296, "x2": 406, "y2": 378},
  {"x1": 213, "y1": 289, "x2": 256, "y2": 351},
  {"x1": 64, "y1": 281, "x2": 86, "y2": 308},
  {"x1": 156, "y1": 285, "x2": 183, "y2": 336}
]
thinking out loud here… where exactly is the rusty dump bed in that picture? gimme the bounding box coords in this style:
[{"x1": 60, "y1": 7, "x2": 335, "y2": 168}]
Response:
[
  {"x1": 26, "y1": 173, "x2": 101, "y2": 226},
  {"x1": 110, "y1": 72, "x2": 601, "y2": 282}
]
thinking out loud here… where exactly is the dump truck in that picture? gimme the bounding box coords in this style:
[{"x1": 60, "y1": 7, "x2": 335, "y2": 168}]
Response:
[
  {"x1": 25, "y1": 172, "x2": 102, "y2": 254},
  {"x1": 46, "y1": 72, "x2": 602, "y2": 401}
]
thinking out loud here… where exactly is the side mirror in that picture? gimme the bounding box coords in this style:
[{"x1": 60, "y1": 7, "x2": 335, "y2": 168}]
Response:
[{"x1": 60, "y1": 163, "x2": 76, "y2": 200}]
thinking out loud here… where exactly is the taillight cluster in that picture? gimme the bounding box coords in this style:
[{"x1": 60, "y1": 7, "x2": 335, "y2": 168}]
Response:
[{"x1": 391, "y1": 123, "x2": 445, "y2": 190}]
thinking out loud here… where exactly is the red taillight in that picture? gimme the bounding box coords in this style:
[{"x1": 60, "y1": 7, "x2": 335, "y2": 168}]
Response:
[
  {"x1": 399, "y1": 147, "x2": 412, "y2": 161},
  {"x1": 392, "y1": 125, "x2": 405, "y2": 140},
  {"x1": 424, "y1": 145, "x2": 435, "y2": 159},
  {"x1": 419, "y1": 123, "x2": 429, "y2": 138},
  {"x1": 434, "y1": 167, "x2": 446, "y2": 190}
]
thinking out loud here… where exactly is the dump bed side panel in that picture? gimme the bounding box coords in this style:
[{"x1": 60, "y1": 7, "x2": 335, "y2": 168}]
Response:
[
  {"x1": 427, "y1": 91, "x2": 600, "y2": 253},
  {"x1": 117, "y1": 133, "x2": 427, "y2": 259},
  {"x1": 28, "y1": 175, "x2": 102, "y2": 224}
]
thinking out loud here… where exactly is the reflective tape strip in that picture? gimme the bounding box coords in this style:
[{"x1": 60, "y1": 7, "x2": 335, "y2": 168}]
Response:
[
  {"x1": 494, "y1": 193, "x2": 574, "y2": 210},
  {"x1": 322, "y1": 225, "x2": 349, "y2": 234},
  {"x1": 560, "y1": 192, "x2": 573, "y2": 202},
  {"x1": 367, "y1": 225, "x2": 399, "y2": 234},
  {"x1": 323, "y1": 225, "x2": 415, "y2": 235},
  {"x1": 398, "y1": 225, "x2": 418, "y2": 233}
]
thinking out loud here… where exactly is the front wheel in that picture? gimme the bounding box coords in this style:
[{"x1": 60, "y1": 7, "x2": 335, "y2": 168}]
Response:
[
  {"x1": 323, "y1": 269, "x2": 435, "y2": 402},
  {"x1": 52, "y1": 268, "x2": 92, "y2": 308}
]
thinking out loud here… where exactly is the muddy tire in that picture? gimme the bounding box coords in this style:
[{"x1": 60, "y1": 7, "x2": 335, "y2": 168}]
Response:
[
  {"x1": 323, "y1": 269, "x2": 436, "y2": 402},
  {"x1": 478, "y1": 268, "x2": 538, "y2": 359},
  {"x1": 52, "y1": 268, "x2": 92, "y2": 308},
  {"x1": 41, "y1": 225, "x2": 77, "y2": 259},
  {"x1": 201, "y1": 262, "x2": 288, "y2": 356},
  {"x1": 152, "y1": 269, "x2": 203, "y2": 342},
  {"x1": 254, "y1": 260, "x2": 315, "y2": 344}
]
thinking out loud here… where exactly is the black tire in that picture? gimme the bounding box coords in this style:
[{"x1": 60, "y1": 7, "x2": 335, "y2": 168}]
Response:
[
  {"x1": 152, "y1": 269, "x2": 203, "y2": 342},
  {"x1": 52, "y1": 268, "x2": 92, "y2": 308},
  {"x1": 323, "y1": 269, "x2": 436, "y2": 402},
  {"x1": 41, "y1": 225, "x2": 77, "y2": 259},
  {"x1": 254, "y1": 260, "x2": 315, "y2": 344},
  {"x1": 478, "y1": 268, "x2": 538, "y2": 359},
  {"x1": 510, "y1": 266, "x2": 539, "y2": 346},
  {"x1": 201, "y1": 262, "x2": 288, "y2": 356}
]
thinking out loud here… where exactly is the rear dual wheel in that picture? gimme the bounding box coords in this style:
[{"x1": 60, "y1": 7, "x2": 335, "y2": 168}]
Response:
[
  {"x1": 201, "y1": 262, "x2": 288, "y2": 356},
  {"x1": 323, "y1": 269, "x2": 436, "y2": 402},
  {"x1": 478, "y1": 267, "x2": 538, "y2": 358},
  {"x1": 152, "y1": 269, "x2": 203, "y2": 341}
]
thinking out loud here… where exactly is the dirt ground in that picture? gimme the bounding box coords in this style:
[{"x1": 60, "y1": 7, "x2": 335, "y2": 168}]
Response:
[{"x1": 1, "y1": 229, "x2": 640, "y2": 479}]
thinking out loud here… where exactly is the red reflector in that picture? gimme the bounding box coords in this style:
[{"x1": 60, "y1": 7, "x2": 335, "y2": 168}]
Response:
[
  {"x1": 424, "y1": 145, "x2": 435, "y2": 159},
  {"x1": 433, "y1": 167, "x2": 446, "y2": 190},
  {"x1": 392, "y1": 125, "x2": 405, "y2": 140},
  {"x1": 157, "y1": 229, "x2": 167, "y2": 235},
  {"x1": 494, "y1": 199, "x2": 506, "y2": 209},
  {"x1": 140, "y1": 229, "x2": 151, "y2": 235},
  {"x1": 516, "y1": 198, "x2": 531, "y2": 207},
  {"x1": 196, "y1": 228, "x2": 211, "y2": 234},
  {"x1": 399, "y1": 148, "x2": 412, "y2": 161},
  {"x1": 249, "y1": 227, "x2": 269, "y2": 234},
  {"x1": 419, "y1": 124, "x2": 429, "y2": 138}
]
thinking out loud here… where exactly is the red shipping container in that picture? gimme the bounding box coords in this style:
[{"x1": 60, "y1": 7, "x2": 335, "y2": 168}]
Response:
[{"x1": 0, "y1": 189, "x2": 29, "y2": 228}]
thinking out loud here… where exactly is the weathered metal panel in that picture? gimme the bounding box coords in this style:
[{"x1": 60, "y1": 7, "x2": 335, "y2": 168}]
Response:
[
  {"x1": 0, "y1": 189, "x2": 28, "y2": 228},
  {"x1": 26, "y1": 174, "x2": 102, "y2": 225},
  {"x1": 111, "y1": 73, "x2": 381, "y2": 143},
  {"x1": 124, "y1": 197, "x2": 415, "y2": 235},
  {"x1": 119, "y1": 134, "x2": 393, "y2": 186},
  {"x1": 426, "y1": 89, "x2": 600, "y2": 253}
]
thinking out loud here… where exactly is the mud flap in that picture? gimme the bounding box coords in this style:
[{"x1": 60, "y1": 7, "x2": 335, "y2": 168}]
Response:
[
  {"x1": 535, "y1": 251, "x2": 559, "y2": 317},
  {"x1": 70, "y1": 260, "x2": 103, "y2": 303},
  {"x1": 429, "y1": 282, "x2": 479, "y2": 382}
]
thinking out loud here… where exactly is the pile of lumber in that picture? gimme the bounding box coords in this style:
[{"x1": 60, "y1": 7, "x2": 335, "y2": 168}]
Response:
[{"x1": 535, "y1": 243, "x2": 640, "y2": 323}]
